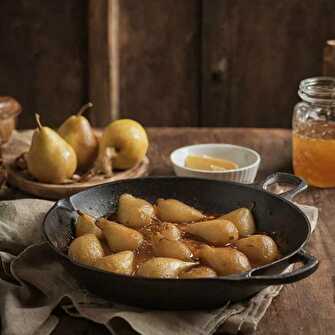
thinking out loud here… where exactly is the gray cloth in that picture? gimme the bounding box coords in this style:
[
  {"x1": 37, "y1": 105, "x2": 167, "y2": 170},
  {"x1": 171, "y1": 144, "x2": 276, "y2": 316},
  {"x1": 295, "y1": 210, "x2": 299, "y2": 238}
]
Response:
[{"x1": 0, "y1": 199, "x2": 318, "y2": 335}]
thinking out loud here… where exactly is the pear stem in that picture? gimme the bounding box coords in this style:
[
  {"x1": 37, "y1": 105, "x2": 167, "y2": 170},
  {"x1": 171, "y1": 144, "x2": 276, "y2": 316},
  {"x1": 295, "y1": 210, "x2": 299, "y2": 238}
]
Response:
[
  {"x1": 77, "y1": 102, "x2": 93, "y2": 116},
  {"x1": 35, "y1": 114, "x2": 43, "y2": 130}
]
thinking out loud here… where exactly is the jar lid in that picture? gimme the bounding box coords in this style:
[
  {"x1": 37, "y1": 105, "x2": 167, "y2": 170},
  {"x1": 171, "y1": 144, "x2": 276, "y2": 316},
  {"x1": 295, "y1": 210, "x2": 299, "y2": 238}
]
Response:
[
  {"x1": 299, "y1": 77, "x2": 335, "y2": 104},
  {"x1": 0, "y1": 96, "x2": 22, "y2": 120}
]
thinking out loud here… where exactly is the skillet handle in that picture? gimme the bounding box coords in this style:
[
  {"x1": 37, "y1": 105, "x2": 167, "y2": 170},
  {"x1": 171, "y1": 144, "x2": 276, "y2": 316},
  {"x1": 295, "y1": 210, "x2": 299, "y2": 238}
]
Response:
[
  {"x1": 257, "y1": 172, "x2": 308, "y2": 200},
  {"x1": 247, "y1": 250, "x2": 319, "y2": 285},
  {"x1": 57, "y1": 198, "x2": 75, "y2": 212}
]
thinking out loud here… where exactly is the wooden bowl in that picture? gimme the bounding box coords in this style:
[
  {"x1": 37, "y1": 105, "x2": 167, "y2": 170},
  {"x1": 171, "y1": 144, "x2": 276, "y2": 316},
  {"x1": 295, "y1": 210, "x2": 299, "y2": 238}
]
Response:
[{"x1": 6, "y1": 156, "x2": 149, "y2": 200}]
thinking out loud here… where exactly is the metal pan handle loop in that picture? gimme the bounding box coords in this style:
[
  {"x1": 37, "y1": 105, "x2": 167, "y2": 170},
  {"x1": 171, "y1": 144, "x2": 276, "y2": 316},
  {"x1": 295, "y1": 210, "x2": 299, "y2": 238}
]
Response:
[
  {"x1": 257, "y1": 172, "x2": 307, "y2": 200},
  {"x1": 247, "y1": 250, "x2": 319, "y2": 285},
  {"x1": 56, "y1": 197, "x2": 75, "y2": 212}
]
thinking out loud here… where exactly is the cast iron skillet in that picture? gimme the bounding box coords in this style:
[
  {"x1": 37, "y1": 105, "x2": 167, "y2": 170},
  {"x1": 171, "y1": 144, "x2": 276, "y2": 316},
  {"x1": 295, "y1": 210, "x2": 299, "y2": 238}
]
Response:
[{"x1": 43, "y1": 172, "x2": 319, "y2": 309}]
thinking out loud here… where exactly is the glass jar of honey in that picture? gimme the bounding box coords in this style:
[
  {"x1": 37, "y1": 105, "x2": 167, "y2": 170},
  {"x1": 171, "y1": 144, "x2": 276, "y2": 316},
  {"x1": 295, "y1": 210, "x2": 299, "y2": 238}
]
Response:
[{"x1": 292, "y1": 77, "x2": 335, "y2": 188}]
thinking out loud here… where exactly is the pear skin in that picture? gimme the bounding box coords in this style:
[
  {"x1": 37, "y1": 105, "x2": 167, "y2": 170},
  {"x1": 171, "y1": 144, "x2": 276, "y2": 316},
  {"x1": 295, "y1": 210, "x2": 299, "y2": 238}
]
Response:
[
  {"x1": 199, "y1": 246, "x2": 251, "y2": 276},
  {"x1": 179, "y1": 266, "x2": 217, "y2": 278},
  {"x1": 68, "y1": 234, "x2": 104, "y2": 266},
  {"x1": 75, "y1": 211, "x2": 103, "y2": 240},
  {"x1": 183, "y1": 218, "x2": 239, "y2": 246},
  {"x1": 58, "y1": 103, "x2": 98, "y2": 171},
  {"x1": 26, "y1": 114, "x2": 77, "y2": 183},
  {"x1": 220, "y1": 208, "x2": 256, "y2": 237},
  {"x1": 152, "y1": 233, "x2": 193, "y2": 261},
  {"x1": 155, "y1": 198, "x2": 205, "y2": 223},
  {"x1": 117, "y1": 193, "x2": 155, "y2": 228},
  {"x1": 158, "y1": 223, "x2": 181, "y2": 240},
  {"x1": 97, "y1": 218, "x2": 144, "y2": 252},
  {"x1": 137, "y1": 257, "x2": 198, "y2": 278},
  {"x1": 94, "y1": 251, "x2": 134, "y2": 275},
  {"x1": 234, "y1": 235, "x2": 279, "y2": 266},
  {"x1": 97, "y1": 119, "x2": 149, "y2": 170}
]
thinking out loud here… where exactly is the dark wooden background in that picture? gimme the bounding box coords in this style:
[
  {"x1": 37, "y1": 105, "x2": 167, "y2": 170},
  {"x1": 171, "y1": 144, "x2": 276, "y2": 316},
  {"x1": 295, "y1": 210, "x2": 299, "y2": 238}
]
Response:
[{"x1": 1, "y1": 0, "x2": 335, "y2": 129}]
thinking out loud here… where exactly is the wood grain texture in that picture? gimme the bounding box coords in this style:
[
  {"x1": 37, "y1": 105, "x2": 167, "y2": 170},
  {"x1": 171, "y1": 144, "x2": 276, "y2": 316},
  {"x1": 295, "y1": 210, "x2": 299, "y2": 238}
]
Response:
[
  {"x1": 201, "y1": 0, "x2": 335, "y2": 127},
  {"x1": 88, "y1": 0, "x2": 111, "y2": 126},
  {"x1": 88, "y1": 0, "x2": 120, "y2": 126},
  {"x1": 6, "y1": 157, "x2": 149, "y2": 200},
  {"x1": 2, "y1": 1, "x2": 335, "y2": 129},
  {"x1": 146, "y1": 127, "x2": 292, "y2": 178},
  {"x1": 0, "y1": 0, "x2": 88, "y2": 128},
  {"x1": 118, "y1": 0, "x2": 201, "y2": 126},
  {"x1": 257, "y1": 187, "x2": 335, "y2": 335}
]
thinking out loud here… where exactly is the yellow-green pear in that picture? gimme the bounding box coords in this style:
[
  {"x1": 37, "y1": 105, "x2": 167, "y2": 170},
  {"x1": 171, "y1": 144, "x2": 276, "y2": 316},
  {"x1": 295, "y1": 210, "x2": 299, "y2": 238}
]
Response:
[
  {"x1": 58, "y1": 102, "x2": 98, "y2": 171},
  {"x1": 26, "y1": 114, "x2": 77, "y2": 183},
  {"x1": 95, "y1": 119, "x2": 149, "y2": 173}
]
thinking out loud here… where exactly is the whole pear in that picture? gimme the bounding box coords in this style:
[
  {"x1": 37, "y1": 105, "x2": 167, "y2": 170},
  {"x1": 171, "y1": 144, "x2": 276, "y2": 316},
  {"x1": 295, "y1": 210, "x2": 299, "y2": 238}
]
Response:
[
  {"x1": 58, "y1": 102, "x2": 98, "y2": 171},
  {"x1": 26, "y1": 114, "x2": 77, "y2": 183},
  {"x1": 96, "y1": 119, "x2": 149, "y2": 172}
]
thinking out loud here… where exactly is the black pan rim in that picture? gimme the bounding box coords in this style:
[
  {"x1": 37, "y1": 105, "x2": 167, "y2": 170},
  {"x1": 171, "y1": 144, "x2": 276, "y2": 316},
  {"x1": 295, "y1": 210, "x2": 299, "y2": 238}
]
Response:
[{"x1": 43, "y1": 176, "x2": 312, "y2": 282}]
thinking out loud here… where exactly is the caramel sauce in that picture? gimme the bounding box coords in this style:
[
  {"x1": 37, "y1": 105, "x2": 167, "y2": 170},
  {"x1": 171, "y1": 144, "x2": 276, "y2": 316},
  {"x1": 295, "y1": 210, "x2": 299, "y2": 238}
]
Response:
[{"x1": 133, "y1": 239, "x2": 153, "y2": 272}]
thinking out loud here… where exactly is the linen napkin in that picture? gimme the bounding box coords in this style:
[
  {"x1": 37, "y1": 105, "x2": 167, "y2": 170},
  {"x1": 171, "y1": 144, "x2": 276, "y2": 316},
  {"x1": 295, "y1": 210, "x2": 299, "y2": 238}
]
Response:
[{"x1": 0, "y1": 199, "x2": 318, "y2": 335}]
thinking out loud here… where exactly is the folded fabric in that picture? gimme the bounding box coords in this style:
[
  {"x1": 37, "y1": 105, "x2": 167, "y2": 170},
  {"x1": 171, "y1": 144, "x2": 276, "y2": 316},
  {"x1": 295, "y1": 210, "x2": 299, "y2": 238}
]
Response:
[{"x1": 0, "y1": 199, "x2": 318, "y2": 335}]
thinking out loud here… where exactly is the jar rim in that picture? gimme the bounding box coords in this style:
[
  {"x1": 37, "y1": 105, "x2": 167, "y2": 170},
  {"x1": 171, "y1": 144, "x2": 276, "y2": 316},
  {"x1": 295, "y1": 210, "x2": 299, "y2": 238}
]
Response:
[{"x1": 299, "y1": 77, "x2": 335, "y2": 104}]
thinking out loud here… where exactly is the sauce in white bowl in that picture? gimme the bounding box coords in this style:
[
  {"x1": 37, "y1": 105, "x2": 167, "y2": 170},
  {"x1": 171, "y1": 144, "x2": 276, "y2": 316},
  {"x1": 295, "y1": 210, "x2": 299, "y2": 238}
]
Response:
[{"x1": 170, "y1": 144, "x2": 261, "y2": 183}]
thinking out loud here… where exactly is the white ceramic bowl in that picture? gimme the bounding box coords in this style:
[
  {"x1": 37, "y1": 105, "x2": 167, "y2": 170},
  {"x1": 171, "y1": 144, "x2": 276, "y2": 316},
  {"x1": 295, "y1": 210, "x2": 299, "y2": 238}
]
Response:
[{"x1": 170, "y1": 144, "x2": 261, "y2": 183}]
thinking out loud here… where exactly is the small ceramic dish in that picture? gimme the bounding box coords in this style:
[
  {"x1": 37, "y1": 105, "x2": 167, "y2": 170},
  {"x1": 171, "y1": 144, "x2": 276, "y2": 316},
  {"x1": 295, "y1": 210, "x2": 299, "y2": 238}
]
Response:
[{"x1": 170, "y1": 143, "x2": 261, "y2": 183}]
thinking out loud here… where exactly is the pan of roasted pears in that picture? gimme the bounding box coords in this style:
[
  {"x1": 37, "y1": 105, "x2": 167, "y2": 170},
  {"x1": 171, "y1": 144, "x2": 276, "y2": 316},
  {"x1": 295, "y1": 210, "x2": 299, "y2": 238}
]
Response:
[{"x1": 43, "y1": 173, "x2": 318, "y2": 309}]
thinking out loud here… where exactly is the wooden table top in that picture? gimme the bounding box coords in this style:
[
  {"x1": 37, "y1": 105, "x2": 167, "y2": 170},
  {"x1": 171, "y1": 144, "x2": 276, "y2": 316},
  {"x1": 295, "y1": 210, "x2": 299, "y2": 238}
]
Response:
[{"x1": 1, "y1": 127, "x2": 334, "y2": 335}]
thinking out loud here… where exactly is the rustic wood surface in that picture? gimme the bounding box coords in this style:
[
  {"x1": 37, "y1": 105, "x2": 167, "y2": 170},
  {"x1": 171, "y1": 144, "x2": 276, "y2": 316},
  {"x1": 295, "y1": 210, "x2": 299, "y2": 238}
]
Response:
[
  {"x1": 0, "y1": 0, "x2": 88, "y2": 128},
  {"x1": 118, "y1": 0, "x2": 201, "y2": 126},
  {"x1": 6, "y1": 156, "x2": 149, "y2": 200},
  {"x1": 201, "y1": 0, "x2": 335, "y2": 128},
  {"x1": 88, "y1": 0, "x2": 112, "y2": 126},
  {"x1": 1, "y1": 127, "x2": 334, "y2": 334},
  {"x1": 1, "y1": 1, "x2": 335, "y2": 128},
  {"x1": 88, "y1": 0, "x2": 120, "y2": 126}
]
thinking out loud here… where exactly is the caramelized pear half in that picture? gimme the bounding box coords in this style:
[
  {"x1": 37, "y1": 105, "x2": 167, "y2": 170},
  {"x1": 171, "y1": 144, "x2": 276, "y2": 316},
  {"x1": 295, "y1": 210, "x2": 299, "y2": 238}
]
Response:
[
  {"x1": 155, "y1": 198, "x2": 205, "y2": 223},
  {"x1": 117, "y1": 194, "x2": 155, "y2": 228},
  {"x1": 68, "y1": 234, "x2": 104, "y2": 266},
  {"x1": 199, "y1": 246, "x2": 251, "y2": 276},
  {"x1": 98, "y1": 219, "x2": 143, "y2": 252},
  {"x1": 221, "y1": 208, "x2": 256, "y2": 237},
  {"x1": 234, "y1": 234, "x2": 279, "y2": 266},
  {"x1": 94, "y1": 251, "x2": 134, "y2": 275},
  {"x1": 180, "y1": 266, "x2": 217, "y2": 279},
  {"x1": 152, "y1": 233, "x2": 193, "y2": 261},
  {"x1": 75, "y1": 211, "x2": 103, "y2": 239},
  {"x1": 184, "y1": 218, "x2": 239, "y2": 245},
  {"x1": 137, "y1": 257, "x2": 197, "y2": 278}
]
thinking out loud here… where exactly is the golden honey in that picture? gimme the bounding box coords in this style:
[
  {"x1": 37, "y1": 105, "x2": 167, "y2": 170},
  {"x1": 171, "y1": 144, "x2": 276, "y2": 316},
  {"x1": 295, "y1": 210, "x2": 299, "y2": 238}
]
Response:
[
  {"x1": 292, "y1": 77, "x2": 335, "y2": 188},
  {"x1": 293, "y1": 131, "x2": 335, "y2": 188}
]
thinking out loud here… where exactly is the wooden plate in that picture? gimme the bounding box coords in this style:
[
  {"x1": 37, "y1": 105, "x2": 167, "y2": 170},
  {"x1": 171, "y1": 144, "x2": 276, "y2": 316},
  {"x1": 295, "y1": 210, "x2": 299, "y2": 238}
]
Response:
[{"x1": 6, "y1": 156, "x2": 149, "y2": 200}]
